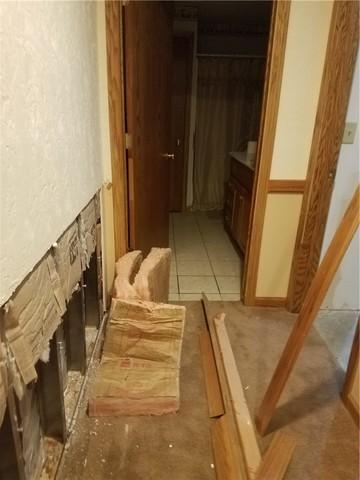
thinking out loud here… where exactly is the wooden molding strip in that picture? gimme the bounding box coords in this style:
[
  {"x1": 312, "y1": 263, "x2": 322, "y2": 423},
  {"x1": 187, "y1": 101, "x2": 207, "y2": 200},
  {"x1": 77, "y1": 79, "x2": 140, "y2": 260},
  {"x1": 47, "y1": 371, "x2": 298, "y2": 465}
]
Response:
[
  {"x1": 105, "y1": 1, "x2": 128, "y2": 259},
  {"x1": 254, "y1": 297, "x2": 286, "y2": 308},
  {"x1": 211, "y1": 415, "x2": 243, "y2": 480},
  {"x1": 214, "y1": 315, "x2": 262, "y2": 479},
  {"x1": 267, "y1": 180, "x2": 305, "y2": 194},
  {"x1": 256, "y1": 186, "x2": 359, "y2": 435},
  {"x1": 341, "y1": 319, "x2": 359, "y2": 427},
  {"x1": 286, "y1": 1, "x2": 360, "y2": 312},
  {"x1": 199, "y1": 330, "x2": 225, "y2": 418},
  {"x1": 202, "y1": 297, "x2": 249, "y2": 479},
  {"x1": 255, "y1": 432, "x2": 296, "y2": 480},
  {"x1": 243, "y1": 2, "x2": 291, "y2": 305}
]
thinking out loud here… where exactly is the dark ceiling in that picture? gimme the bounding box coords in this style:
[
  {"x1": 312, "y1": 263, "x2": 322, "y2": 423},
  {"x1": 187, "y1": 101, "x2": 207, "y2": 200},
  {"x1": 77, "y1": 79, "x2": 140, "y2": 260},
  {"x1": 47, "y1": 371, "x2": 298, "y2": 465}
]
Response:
[{"x1": 174, "y1": 1, "x2": 272, "y2": 27}]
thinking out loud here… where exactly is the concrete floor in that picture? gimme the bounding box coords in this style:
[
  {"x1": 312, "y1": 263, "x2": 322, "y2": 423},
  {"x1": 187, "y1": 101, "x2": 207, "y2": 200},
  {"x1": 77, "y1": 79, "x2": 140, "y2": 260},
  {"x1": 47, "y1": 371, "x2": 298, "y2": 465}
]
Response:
[{"x1": 58, "y1": 301, "x2": 358, "y2": 480}]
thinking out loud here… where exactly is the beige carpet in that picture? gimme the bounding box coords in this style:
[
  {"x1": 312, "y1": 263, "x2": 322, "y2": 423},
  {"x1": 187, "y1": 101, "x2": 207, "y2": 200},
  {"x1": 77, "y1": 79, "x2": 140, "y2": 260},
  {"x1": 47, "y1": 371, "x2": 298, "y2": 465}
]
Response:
[{"x1": 58, "y1": 301, "x2": 358, "y2": 480}]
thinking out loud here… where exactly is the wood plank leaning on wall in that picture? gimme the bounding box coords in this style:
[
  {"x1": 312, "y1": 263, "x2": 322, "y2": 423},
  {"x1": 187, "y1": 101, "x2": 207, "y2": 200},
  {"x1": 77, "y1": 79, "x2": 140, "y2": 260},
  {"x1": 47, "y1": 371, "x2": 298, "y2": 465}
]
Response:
[
  {"x1": 243, "y1": 1, "x2": 291, "y2": 305},
  {"x1": 286, "y1": 0, "x2": 359, "y2": 313},
  {"x1": 256, "y1": 186, "x2": 359, "y2": 436},
  {"x1": 105, "y1": 1, "x2": 128, "y2": 260}
]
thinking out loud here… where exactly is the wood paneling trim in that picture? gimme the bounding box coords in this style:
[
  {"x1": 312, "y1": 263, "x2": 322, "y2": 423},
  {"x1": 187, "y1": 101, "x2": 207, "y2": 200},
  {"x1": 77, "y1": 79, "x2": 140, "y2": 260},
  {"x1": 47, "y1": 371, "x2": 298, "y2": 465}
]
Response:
[
  {"x1": 243, "y1": 2, "x2": 291, "y2": 305},
  {"x1": 105, "y1": 1, "x2": 128, "y2": 259},
  {"x1": 342, "y1": 320, "x2": 360, "y2": 427},
  {"x1": 199, "y1": 330, "x2": 225, "y2": 418},
  {"x1": 286, "y1": 1, "x2": 359, "y2": 312},
  {"x1": 254, "y1": 297, "x2": 286, "y2": 308},
  {"x1": 255, "y1": 432, "x2": 296, "y2": 480},
  {"x1": 214, "y1": 315, "x2": 262, "y2": 478},
  {"x1": 268, "y1": 180, "x2": 306, "y2": 193}
]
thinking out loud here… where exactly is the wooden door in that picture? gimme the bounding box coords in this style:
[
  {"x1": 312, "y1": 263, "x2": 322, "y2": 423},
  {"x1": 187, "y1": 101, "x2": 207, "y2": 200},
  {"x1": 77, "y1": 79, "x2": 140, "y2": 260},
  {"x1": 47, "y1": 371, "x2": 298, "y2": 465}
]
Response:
[
  {"x1": 124, "y1": 1, "x2": 172, "y2": 254},
  {"x1": 238, "y1": 188, "x2": 251, "y2": 252},
  {"x1": 233, "y1": 185, "x2": 251, "y2": 253},
  {"x1": 170, "y1": 36, "x2": 192, "y2": 211}
]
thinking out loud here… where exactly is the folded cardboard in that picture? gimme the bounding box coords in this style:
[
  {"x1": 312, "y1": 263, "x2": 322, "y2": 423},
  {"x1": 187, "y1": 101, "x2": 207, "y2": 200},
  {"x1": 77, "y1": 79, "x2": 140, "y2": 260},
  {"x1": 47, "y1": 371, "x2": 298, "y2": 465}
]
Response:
[
  {"x1": 103, "y1": 299, "x2": 185, "y2": 368},
  {"x1": 89, "y1": 298, "x2": 186, "y2": 416}
]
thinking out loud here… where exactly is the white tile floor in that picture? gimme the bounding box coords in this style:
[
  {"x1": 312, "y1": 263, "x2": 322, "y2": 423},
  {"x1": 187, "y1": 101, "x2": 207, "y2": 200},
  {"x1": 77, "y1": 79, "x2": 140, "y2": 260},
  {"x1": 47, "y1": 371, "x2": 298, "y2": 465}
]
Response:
[
  {"x1": 169, "y1": 211, "x2": 242, "y2": 301},
  {"x1": 168, "y1": 212, "x2": 359, "y2": 373}
]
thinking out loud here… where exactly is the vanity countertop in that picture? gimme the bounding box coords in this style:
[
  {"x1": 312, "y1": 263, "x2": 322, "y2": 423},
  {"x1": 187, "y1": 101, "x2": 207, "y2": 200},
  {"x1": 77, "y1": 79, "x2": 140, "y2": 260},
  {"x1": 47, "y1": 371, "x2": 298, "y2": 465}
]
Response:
[{"x1": 229, "y1": 151, "x2": 256, "y2": 171}]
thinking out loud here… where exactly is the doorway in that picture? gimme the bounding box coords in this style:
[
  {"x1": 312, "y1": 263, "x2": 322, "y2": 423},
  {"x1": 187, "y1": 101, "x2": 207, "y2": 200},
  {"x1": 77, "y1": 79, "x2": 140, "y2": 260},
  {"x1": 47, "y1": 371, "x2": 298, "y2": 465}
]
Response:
[
  {"x1": 117, "y1": 0, "x2": 288, "y2": 302},
  {"x1": 168, "y1": 1, "x2": 273, "y2": 300}
]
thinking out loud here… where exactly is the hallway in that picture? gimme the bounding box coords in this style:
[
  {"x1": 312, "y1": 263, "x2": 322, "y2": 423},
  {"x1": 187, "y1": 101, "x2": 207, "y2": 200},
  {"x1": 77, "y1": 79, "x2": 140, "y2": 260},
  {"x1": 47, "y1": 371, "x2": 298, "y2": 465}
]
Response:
[{"x1": 169, "y1": 211, "x2": 242, "y2": 301}]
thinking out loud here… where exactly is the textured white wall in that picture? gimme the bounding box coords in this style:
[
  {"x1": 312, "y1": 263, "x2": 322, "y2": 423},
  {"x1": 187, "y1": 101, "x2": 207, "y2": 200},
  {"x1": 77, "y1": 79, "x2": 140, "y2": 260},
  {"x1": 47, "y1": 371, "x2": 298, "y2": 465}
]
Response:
[
  {"x1": 321, "y1": 56, "x2": 359, "y2": 310},
  {"x1": 0, "y1": 1, "x2": 104, "y2": 305}
]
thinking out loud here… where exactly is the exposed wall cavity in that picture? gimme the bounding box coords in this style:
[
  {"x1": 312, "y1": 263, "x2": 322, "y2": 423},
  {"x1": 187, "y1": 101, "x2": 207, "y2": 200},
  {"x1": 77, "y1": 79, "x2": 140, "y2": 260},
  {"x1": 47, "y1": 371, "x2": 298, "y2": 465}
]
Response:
[{"x1": 0, "y1": 1, "x2": 104, "y2": 305}]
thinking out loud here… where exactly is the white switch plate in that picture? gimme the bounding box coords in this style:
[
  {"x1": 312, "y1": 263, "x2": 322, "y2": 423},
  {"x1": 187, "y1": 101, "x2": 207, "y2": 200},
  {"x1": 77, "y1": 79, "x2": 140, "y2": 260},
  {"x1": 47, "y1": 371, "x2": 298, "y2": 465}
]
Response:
[{"x1": 342, "y1": 122, "x2": 357, "y2": 144}]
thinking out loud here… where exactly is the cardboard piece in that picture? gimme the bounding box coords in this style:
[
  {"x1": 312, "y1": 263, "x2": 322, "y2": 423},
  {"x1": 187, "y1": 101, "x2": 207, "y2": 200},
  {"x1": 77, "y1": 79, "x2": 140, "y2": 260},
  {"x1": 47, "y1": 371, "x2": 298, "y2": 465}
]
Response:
[
  {"x1": 89, "y1": 298, "x2": 186, "y2": 416},
  {"x1": 79, "y1": 198, "x2": 97, "y2": 270},
  {"x1": 53, "y1": 221, "x2": 82, "y2": 302},
  {"x1": 3, "y1": 302, "x2": 37, "y2": 387},
  {"x1": 133, "y1": 248, "x2": 171, "y2": 303},
  {"x1": 113, "y1": 251, "x2": 143, "y2": 300},
  {"x1": 89, "y1": 359, "x2": 179, "y2": 416},
  {"x1": 103, "y1": 300, "x2": 185, "y2": 367},
  {"x1": 5, "y1": 253, "x2": 64, "y2": 391}
]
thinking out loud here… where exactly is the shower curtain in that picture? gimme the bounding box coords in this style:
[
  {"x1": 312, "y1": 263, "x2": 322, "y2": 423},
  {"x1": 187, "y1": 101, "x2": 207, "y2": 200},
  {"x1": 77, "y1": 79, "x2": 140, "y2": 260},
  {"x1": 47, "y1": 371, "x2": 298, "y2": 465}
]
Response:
[{"x1": 193, "y1": 57, "x2": 265, "y2": 210}]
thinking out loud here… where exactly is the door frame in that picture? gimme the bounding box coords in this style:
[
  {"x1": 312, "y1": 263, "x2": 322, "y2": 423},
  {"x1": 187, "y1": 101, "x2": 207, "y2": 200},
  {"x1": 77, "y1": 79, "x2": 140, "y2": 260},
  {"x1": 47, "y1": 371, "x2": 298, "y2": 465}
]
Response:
[
  {"x1": 242, "y1": 1, "x2": 291, "y2": 305},
  {"x1": 242, "y1": 0, "x2": 359, "y2": 309},
  {"x1": 286, "y1": 0, "x2": 359, "y2": 312}
]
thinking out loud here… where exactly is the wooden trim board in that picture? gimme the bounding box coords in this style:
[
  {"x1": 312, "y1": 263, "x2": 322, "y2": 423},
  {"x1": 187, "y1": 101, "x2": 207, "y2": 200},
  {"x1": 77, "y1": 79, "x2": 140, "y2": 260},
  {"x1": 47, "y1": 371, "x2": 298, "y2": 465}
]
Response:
[
  {"x1": 255, "y1": 432, "x2": 296, "y2": 480},
  {"x1": 211, "y1": 414, "x2": 243, "y2": 480},
  {"x1": 267, "y1": 180, "x2": 305, "y2": 194},
  {"x1": 243, "y1": 1, "x2": 291, "y2": 305},
  {"x1": 202, "y1": 296, "x2": 296, "y2": 480},
  {"x1": 214, "y1": 315, "x2": 262, "y2": 479},
  {"x1": 256, "y1": 186, "x2": 360, "y2": 435},
  {"x1": 202, "y1": 298, "x2": 249, "y2": 479},
  {"x1": 341, "y1": 319, "x2": 359, "y2": 427},
  {"x1": 199, "y1": 330, "x2": 225, "y2": 418},
  {"x1": 254, "y1": 297, "x2": 286, "y2": 308},
  {"x1": 105, "y1": 1, "x2": 128, "y2": 259},
  {"x1": 287, "y1": 1, "x2": 359, "y2": 312}
]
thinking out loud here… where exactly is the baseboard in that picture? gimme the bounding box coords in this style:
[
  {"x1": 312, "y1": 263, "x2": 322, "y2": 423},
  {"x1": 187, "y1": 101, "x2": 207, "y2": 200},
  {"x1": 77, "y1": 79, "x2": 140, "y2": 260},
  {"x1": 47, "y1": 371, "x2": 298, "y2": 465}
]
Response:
[{"x1": 253, "y1": 297, "x2": 286, "y2": 308}]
